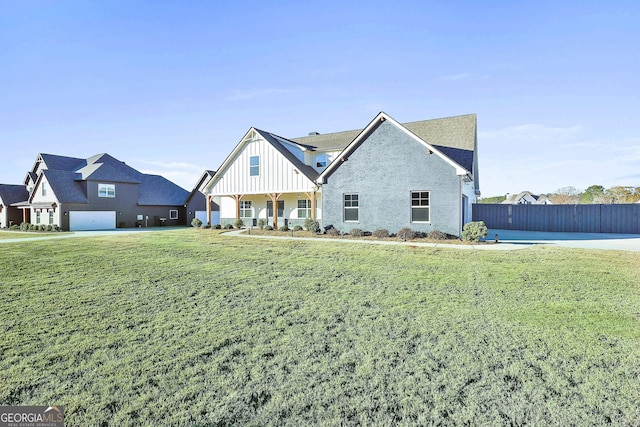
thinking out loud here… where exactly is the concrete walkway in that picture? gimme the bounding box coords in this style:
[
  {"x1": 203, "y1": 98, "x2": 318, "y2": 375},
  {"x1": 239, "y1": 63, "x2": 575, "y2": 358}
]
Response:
[{"x1": 222, "y1": 228, "x2": 640, "y2": 252}]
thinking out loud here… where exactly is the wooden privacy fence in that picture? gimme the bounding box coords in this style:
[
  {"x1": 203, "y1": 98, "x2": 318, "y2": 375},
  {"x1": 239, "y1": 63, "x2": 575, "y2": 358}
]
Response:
[{"x1": 472, "y1": 204, "x2": 640, "y2": 234}]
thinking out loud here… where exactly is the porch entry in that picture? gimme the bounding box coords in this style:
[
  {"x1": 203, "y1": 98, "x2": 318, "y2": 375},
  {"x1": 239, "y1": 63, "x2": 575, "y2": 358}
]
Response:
[{"x1": 266, "y1": 200, "x2": 284, "y2": 227}]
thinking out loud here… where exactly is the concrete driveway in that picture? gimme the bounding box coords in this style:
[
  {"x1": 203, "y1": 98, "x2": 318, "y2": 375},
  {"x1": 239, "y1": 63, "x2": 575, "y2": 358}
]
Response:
[{"x1": 486, "y1": 229, "x2": 640, "y2": 252}]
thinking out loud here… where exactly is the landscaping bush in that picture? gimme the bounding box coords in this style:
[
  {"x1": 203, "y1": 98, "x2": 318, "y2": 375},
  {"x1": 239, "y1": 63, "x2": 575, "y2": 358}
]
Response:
[
  {"x1": 214, "y1": 224, "x2": 222, "y2": 229},
  {"x1": 279, "y1": 225, "x2": 290, "y2": 232},
  {"x1": 191, "y1": 218, "x2": 203, "y2": 228},
  {"x1": 326, "y1": 226, "x2": 341, "y2": 237},
  {"x1": 372, "y1": 229, "x2": 390, "y2": 239},
  {"x1": 203, "y1": 224, "x2": 211, "y2": 229},
  {"x1": 293, "y1": 225, "x2": 303, "y2": 232},
  {"x1": 349, "y1": 228, "x2": 364, "y2": 237},
  {"x1": 224, "y1": 224, "x2": 234, "y2": 230},
  {"x1": 264, "y1": 225, "x2": 273, "y2": 230},
  {"x1": 397, "y1": 227, "x2": 415, "y2": 241},
  {"x1": 234, "y1": 219, "x2": 244, "y2": 229},
  {"x1": 304, "y1": 218, "x2": 321, "y2": 234},
  {"x1": 20, "y1": 222, "x2": 29, "y2": 231},
  {"x1": 45, "y1": 225, "x2": 53, "y2": 232},
  {"x1": 9, "y1": 224, "x2": 19, "y2": 230},
  {"x1": 257, "y1": 219, "x2": 266, "y2": 229},
  {"x1": 462, "y1": 221, "x2": 488, "y2": 242},
  {"x1": 427, "y1": 230, "x2": 449, "y2": 240}
]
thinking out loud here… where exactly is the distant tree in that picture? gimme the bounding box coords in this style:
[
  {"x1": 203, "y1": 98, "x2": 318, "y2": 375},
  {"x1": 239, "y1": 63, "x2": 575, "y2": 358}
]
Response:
[
  {"x1": 549, "y1": 186, "x2": 580, "y2": 204},
  {"x1": 605, "y1": 186, "x2": 639, "y2": 204},
  {"x1": 580, "y1": 185, "x2": 605, "y2": 204},
  {"x1": 478, "y1": 196, "x2": 507, "y2": 204}
]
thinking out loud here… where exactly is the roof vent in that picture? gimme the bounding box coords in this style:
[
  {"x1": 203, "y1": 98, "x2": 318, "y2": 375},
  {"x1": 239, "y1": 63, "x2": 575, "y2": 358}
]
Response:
[{"x1": 308, "y1": 132, "x2": 320, "y2": 136}]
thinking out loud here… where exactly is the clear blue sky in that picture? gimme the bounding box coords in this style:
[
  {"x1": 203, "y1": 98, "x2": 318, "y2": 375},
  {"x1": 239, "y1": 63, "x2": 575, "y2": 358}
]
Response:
[{"x1": 2, "y1": 1, "x2": 638, "y2": 197}]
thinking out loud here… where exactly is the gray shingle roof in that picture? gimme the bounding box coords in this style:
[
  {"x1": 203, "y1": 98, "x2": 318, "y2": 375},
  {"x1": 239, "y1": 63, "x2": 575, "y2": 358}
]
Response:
[
  {"x1": 39, "y1": 153, "x2": 86, "y2": 171},
  {"x1": 291, "y1": 114, "x2": 477, "y2": 152},
  {"x1": 0, "y1": 184, "x2": 29, "y2": 205},
  {"x1": 138, "y1": 174, "x2": 189, "y2": 206},
  {"x1": 42, "y1": 170, "x2": 89, "y2": 203}
]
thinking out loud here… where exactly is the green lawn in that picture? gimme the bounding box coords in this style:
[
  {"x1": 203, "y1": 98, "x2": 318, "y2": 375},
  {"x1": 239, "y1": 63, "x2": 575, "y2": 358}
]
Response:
[
  {"x1": 0, "y1": 230, "x2": 58, "y2": 239},
  {"x1": 1, "y1": 229, "x2": 639, "y2": 426}
]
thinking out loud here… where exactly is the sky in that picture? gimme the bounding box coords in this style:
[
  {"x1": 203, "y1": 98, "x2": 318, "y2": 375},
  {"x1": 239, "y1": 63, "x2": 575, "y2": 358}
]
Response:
[{"x1": 1, "y1": 1, "x2": 639, "y2": 197}]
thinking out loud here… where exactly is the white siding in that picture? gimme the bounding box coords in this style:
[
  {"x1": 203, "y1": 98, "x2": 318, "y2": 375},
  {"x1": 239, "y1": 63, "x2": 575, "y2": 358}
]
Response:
[{"x1": 209, "y1": 136, "x2": 316, "y2": 195}]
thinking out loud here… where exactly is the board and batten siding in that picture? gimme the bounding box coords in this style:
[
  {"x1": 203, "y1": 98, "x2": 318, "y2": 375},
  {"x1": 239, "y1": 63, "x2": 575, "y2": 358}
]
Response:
[{"x1": 209, "y1": 136, "x2": 316, "y2": 195}]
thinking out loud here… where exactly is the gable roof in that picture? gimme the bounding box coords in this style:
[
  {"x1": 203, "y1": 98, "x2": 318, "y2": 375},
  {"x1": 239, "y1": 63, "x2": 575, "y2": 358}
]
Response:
[
  {"x1": 38, "y1": 170, "x2": 89, "y2": 203},
  {"x1": 291, "y1": 113, "x2": 477, "y2": 152},
  {"x1": 0, "y1": 184, "x2": 29, "y2": 205},
  {"x1": 318, "y1": 112, "x2": 473, "y2": 182},
  {"x1": 253, "y1": 129, "x2": 319, "y2": 181}
]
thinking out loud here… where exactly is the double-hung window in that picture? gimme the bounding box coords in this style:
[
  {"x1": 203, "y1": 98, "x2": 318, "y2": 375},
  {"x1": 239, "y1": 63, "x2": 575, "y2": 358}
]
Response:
[
  {"x1": 344, "y1": 193, "x2": 359, "y2": 222},
  {"x1": 49, "y1": 211, "x2": 54, "y2": 224},
  {"x1": 169, "y1": 210, "x2": 178, "y2": 220},
  {"x1": 297, "y1": 199, "x2": 311, "y2": 218},
  {"x1": 411, "y1": 191, "x2": 430, "y2": 222},
  {"x1": 240, "y1": 201, "x2": 252, "y2": 218},
  {"x1": 250, "y1": 156, "x2": 260, "y2": 176},
  {"x1": 98, "y1": 183, "x2": 115, "y2": 198}
]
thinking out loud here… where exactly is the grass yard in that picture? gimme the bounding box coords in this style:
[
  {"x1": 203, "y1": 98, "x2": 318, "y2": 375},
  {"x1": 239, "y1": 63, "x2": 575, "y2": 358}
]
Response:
[
  {"x1": 1, "y1": 229, "x2": 639, "y2": 425},
  {"x1": 0, "y1": 230, "x2": 57, "y2": 239}
]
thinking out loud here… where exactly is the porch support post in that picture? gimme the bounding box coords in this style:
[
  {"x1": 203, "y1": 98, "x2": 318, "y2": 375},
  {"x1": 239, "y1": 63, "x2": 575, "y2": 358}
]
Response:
[
  {"x1": 304, "y1": 191, "x2": 317, "y2": 221},
  {"x1": 231, "y1": 194, "x2": 244, "y2": 224},
  {"x1": 267, "y1": 193, "x2": 282, "y2": 229},
  {"x1": 206, "y1": 195, "x2": 212, "y2": 226},
  {"x1": 23, "y1": 208, "x2": 28, "y2": 223}
]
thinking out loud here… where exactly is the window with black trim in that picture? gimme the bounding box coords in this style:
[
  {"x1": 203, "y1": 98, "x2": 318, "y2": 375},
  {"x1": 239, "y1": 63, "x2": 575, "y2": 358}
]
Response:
[
  {"x1": 411, "y1": 191, "x2": 430, "y2": 222},
  {"x1": 169, "y1": 210, "x2": 178, "y2": 220},
  {"x1": 344, "y1": 193, "x2": 359, "y2": 222},
  {"x1": 240, "y1": 201, "x2": 252, "y2": 218}
]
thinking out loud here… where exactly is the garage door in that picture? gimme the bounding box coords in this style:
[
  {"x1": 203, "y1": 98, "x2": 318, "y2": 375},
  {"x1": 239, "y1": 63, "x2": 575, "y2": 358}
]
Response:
[{"x1": 69, "y1": 211, "x2": 116, "y2": 231}]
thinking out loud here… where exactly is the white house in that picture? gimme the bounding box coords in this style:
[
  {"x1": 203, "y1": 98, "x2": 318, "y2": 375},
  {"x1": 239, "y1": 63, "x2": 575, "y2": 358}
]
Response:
[{"x1": 202, "y1": 112, "x2": 479, "y2": 236}]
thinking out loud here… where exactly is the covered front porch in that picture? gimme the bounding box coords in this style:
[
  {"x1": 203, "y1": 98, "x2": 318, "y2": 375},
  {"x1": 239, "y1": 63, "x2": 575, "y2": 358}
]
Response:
[{"x1": 207, "y1": 191, "x2": 321, "y2": 229}]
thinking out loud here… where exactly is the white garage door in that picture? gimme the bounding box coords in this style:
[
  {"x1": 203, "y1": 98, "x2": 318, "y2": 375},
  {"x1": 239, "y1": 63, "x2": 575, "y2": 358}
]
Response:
[{"x1": 69, "y1": 211, "x2": 116, "y2": 231}]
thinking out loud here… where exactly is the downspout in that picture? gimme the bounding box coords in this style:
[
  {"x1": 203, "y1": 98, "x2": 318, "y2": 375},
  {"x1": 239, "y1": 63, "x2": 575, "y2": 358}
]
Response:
[{"x1": 459, "y1": 176, "x2": 463, "y2": 237}]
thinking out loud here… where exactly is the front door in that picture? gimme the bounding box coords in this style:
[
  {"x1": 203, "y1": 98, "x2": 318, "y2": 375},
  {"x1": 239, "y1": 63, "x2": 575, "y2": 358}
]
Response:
[{"x1": 266, "y1": 201, "x2": 284, "y2": 226}]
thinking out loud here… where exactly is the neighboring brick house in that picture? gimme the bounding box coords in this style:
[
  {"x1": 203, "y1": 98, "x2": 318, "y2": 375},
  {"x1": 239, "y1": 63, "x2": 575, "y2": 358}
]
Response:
[
  {"x1": 13, "y1": 153, "x2": 189, "y2": 231},
  {"x1": 202, "y1": 112, "x2": 479, "y2": 237}
]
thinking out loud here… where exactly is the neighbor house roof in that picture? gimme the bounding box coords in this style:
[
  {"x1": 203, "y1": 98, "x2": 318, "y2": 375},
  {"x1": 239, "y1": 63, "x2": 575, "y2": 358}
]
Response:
[
  {"x1": 27, "y1": 152, "x2": 188, "y2": 207},
  {"x1": 0, "y1": 184, "x2": 29, "y2": 205}
]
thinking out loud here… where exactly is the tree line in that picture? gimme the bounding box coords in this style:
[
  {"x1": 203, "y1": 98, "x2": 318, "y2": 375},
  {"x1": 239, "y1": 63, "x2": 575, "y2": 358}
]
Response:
[{"x1": 479, "y1": 185, "x2": 640, "y2": 204}]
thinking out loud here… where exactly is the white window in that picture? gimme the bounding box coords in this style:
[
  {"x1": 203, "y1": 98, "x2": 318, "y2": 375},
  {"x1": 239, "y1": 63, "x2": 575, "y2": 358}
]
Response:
[
  {"x1": 240, "y1": 201, "x2": 252, "y2": 218},
  {"x1": 169, "y1": 210, "x2": 178, "y2": 220},
  {"x1": 35, "y1": 211, "x2": 41, "y2": 224},
  {"x1": 42, "y1": 182, "x2": 47, "y2": 196},
  {"x1": 250, "y1": 156, "x2": 259, "y2": 176},
  {"x1": 298, "y1": 199, "x2": 311, "y2": 218},
  {"x1": 411, "y1": 191, "x2": 430, "y2": 222},
  {"x1": 344, "y1": 194, "x2": 359, "y2": 222},
  {"x1": 49, "y1": 211, "x2": 54, "y2": 224},
  {"x1": 315, "y1": 154, "x2": 328, "y2": 169},
  {"x1": 98, "y1": 183, "x2": 115, "y2": 198}
]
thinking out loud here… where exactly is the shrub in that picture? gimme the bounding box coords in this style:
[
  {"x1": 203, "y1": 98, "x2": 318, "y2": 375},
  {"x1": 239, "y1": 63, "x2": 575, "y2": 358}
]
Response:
[
  {"x1": 372, "y1": 229, "x2": 390, "y2": 239},
  {"x1": 20, "y1": 222, "x2": 29, "y2": 231},
  {"x1": 349, "y1": 228, "x2": 364, "y2": 237},
  {"x1": 293, "y1": 225, "x2": 303, "y2": 231},
  {"x1": 326, "y1": 226, "x2": 340, "y2": 237},
  {"x1": 29, "y1": 224, "x2": 36, "y2": 231},
  {"x1": 462, "y1": 221, "x2": 488, "y2": 242},
  {"x1": 279, "y1": 225, "x2": 290, "y2": 232},
  {"x1": 397, "y1": 227, "x2": 415, "y2": 241},
  {"x1": 257, "y1": 219, "x2": 266, "y2": 229},
  {"x1": 10, "y1": 224, "x2": 19, "y2": 230},
  {"x1": 304, "y1": 218, "x2": 321, "y2": 234},
  {"x1": 45, "y1": 225, "x2": 53, "y2": 232},
  {"x1": 427, "y1": 230, "x2": 449, "y2": 240},
  {"x1": 214, "y1": 224, "x2": 222, "y2": 229},
  {"x1": 264, "y1": 225, "x2": 273, "y2": 231},
  {"x1": 224, "y1": 224, "x2": 234, "y2": 230},
  {"x1": 203, "y1": 224, "x2": 211, "y2": 229},
  {"x1": 234, "y1": 219, "x2": 244, "y2": 228},
  {"x1": 191, "y1": 218, "x2": 203, "y2": 228}
]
